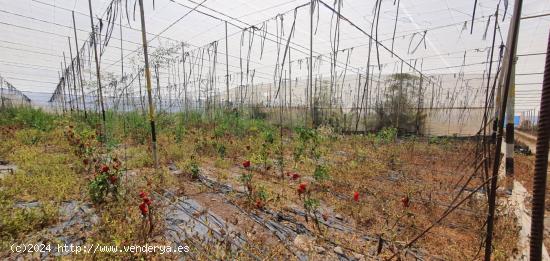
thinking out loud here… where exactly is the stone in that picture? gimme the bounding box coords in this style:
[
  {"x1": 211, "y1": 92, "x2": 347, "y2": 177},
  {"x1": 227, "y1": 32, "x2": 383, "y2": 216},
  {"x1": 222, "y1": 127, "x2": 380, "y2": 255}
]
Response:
[
  {"x1": 90, "y1": 215, "x2": 100, "y2": 225},
  {"x1": 334, "y1": 246, "x2": 344, "y2": 255},
  {"x1": 315, "y1": 246, "x2": 326, "y2": 254},
  {"x1": 293, "y1": 235, "x2": 313, "y2": 251},
  {"x1": 354, "y1": 253, "x2": 365, "y2": 261},
  {"x1": 172, "y1": 170, "x2": 183, "y2": 175}
]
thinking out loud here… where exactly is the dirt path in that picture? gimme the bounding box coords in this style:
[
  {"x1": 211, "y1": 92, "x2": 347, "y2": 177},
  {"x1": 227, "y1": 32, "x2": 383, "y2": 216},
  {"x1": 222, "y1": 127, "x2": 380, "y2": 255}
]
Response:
[
  {"x1": 515, "y1": 130, "x2": 550, "y2": 162},
  {"x1": 507, "y1": 180, "x2": 550, "y2": 260},
  {"x1": 506, "y1": 131, "x2": 550, "y2": 260}
]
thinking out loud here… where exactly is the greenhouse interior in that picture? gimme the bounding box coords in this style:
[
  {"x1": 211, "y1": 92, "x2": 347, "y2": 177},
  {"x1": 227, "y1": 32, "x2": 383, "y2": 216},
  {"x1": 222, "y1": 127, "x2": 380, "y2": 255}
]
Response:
[{"x1": 0, "y1": 0, "x2": 550, "y2": 259}]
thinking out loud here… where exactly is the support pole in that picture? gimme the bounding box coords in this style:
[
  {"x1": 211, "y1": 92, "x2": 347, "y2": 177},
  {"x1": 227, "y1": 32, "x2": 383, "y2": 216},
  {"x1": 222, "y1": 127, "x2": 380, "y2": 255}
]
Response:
[
  {"x1": 505, "y1": 57, "x2": 517, "y2": 192},
  {"x1": 529, "y1": 30, "x2": 550, "y2": 261},
  {"x1": 484, "y1": 0, "x2": 523, "y2": 259},
  {"x1": 289, "y1": 48, "x2": 292, "y2": 125},
  {"x1": 60, "y1": 64, "x2": 67, "y2": 114},
  {"x1": 225, "y1": 21, "x2": 230, "y2": 107},
  {"x1": 309, "y1": 0, "x2": 314, "y2": 127},
  {"x1": 87, "y1": 0, "x2": 107, "y2": 137},
  {"x1": 182, "y1": 42, "x2": 188, "y2": 115},
  {"x1": 0, "y1": 80, "x2": 3, "y2": 109},
  {"x1": 72, "y1": 11, "x2": 87, "y2": 119},
  {"x1": 482, "y1": 7, "x2": 499, "y2": 193},
  {"x1": 68, "y1": 37, "x2": 80, "y2": 114},
  {"x1": 63, "y1": 52, "x2": 73, "y2": 112},
  {"x1": 138, "y1": 0, "x2": 159, "y2": 169},
  {"x1": 416, "y1": 74, "x2": 423, "y2": 134}
]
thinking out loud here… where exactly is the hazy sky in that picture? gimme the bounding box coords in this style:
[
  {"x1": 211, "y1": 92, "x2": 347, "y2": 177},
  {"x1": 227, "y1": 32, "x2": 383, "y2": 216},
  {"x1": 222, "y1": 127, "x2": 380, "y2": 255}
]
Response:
[{"x1": 0, "y1": 0, "x2": 548, "y2": 111}]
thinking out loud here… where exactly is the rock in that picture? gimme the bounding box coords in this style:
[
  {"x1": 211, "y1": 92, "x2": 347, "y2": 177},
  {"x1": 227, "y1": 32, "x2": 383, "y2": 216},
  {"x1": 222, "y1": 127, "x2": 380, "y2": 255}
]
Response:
[
  {"x1": 315, "y1": 246, "x2": 326, "y2": 254},
  {"x1": 14, "y1": 201, "x2": 40, "y2": 209},
  {"x1": 388, "y1": 170, "x2": 403, "y2": 181},
  {"x1": 293, "y1": 235, "x2": 313, "y2": 251},
  {"x1": 80, "y1": 204, "x2": 95, "y2": 215},
  {"x1": 334, "y1": 246, "x2": 344, "y2": 255},
  {"x1": 168, "y1": 164, "x2": 177, "y2": 171},
  {"x1": 335, "y1": 151, "x2": 347, "y2": 156},
  {"x1": 295, "y1": 223, "x2": 309, "y2": 234},
  {"x1": 335, "y1": 214, "x2": 343, "y2": 221},
  {"x1": 90, "y1": 215, "x2": 100, "y2": 225},
  {"x1": 171, "y1": 170, "x2": 183, "y2": 175},
  {"x1": 354, "y1": 253, "x2": 365, "y2": 261}
]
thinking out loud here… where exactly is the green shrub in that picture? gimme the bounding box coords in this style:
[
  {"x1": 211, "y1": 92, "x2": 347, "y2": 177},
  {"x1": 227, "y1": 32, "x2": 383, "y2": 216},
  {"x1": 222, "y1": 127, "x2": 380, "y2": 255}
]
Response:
[
  {"x1": 0, "y1": 197, "x2": 57, "y2": 248},
  {"x1": 0, "y1": 107, "x2": 55, "y2": 131},
  {"x1": 376, "y1": 127, "x2": 398, "y2": 144}
]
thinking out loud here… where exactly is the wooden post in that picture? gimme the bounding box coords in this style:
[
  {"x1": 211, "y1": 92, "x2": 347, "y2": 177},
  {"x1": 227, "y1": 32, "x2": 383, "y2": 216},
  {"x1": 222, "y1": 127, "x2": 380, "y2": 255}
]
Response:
[{"x1": 138, "y1": 0, "x2": 159, "y2": 168}]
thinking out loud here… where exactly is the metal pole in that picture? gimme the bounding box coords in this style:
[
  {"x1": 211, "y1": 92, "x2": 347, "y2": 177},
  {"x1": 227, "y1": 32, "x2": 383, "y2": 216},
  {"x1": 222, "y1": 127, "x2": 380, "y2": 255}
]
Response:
[
  {"x1": 63, "y1": 52, "x2": 73, "y2": 112},
  {"x1": 416, "y1": 74, "x2": 423, "y2": 134},
  {"x1": 87, "y1": 0, "x2": 107, "y2": 135},
  {"x1": 289, "y1": 48, "x2": 292, "y2": 125},
  {"x1": 482, "y1": 7, "x2": 499, "y2": 188},
  {"x1": 72, "y1": 11, "x2": 87, "y2": 119},
  {"x1": 138, "y1": 0, "x2": 159, "y2": 169},
  {"x1": 225, "y1": 21, "x2": 230, "y2": 107},
  {"x1": 182, "y1": 42, "x2": 188, "y2": 115},
  {"x1": 484, "y1": 0, "x2": 523, "y2": 259},
  {"x1": 68, "y1": 37, "x2": 80, "y2": 114},
  {"x1": 60, "y1": 64, "x2": 67, "y2": 114},
  {"x1": 493, "y1": 43, "x2": 507, "y2": 143},
  {"x1": 120, "y1": 6, "x2": 124, "y2": 84},
  {"x1": 0, "y1": 79, "x2": 3, "y2": 109},
  {"x1": 309, "y1": 0, "x2": 314, "y2": 127},
  {"x1": 529, "y1": 30, "x2": 550, "y2": 261},
  {"x1": 505, "y1": 56, "x2": 517, "y2": 192}
]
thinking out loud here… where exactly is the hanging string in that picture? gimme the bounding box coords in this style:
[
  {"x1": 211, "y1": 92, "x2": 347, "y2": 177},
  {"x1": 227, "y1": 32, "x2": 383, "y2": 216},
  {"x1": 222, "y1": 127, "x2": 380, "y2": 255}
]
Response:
[
  {"x1": 239, "y1": 29, "x2": 245, "y2": 104},
  {"x1": 274, "y1": 8, "x2": 297, "y2": 99},
  {"x1": 124, "y1": 0, "x2": 131, "y2": 26},
  {"x1": 390, "y1": 0, "x2": 400, "y2": 57},
  {"x1": 410, "y1": 30, "x2": 428, "y2": 54},
  {"x1": 459, "y1": 21, "x2": 468, "y2": 39},
  {"x1": 313, "y1": 0, "x2": 320, "y2": 34},
  {"x1": 273, "y1": 15, "x2": 282, "y2": 98},
  {"x1": 100, "y1": 0, "x2": 119, "y2": 55},
  {"x1": 133, "y1": 0, "x2": 137, "y2": 21},
  {"x1": 329, "y1": 0, "x2": 342, "y2": 110},
  {"x1": 259, "y1": 22, "x2": 267, "y2": 60},
  {"x1": 470, "y1": 0, "x2": 478, "y2": 34},
  {"x1": 502, "y1": 0, "x2": 508, "y2": 21},
  {"x1": 245, "y1": 27, "x2": 256, "y2": 102},
  {"x1": 482, "y1": 15, "x2": 492, "y2": 40},
  {"x1": 212, "y1": 41, "x2": 218, "y2": 108},
  {"x1": 374, "y1": 0, "x2": 382, "y2": 70},
  {"x1": 339, "y1": 48, "x2": 352, "y2": 108}
]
